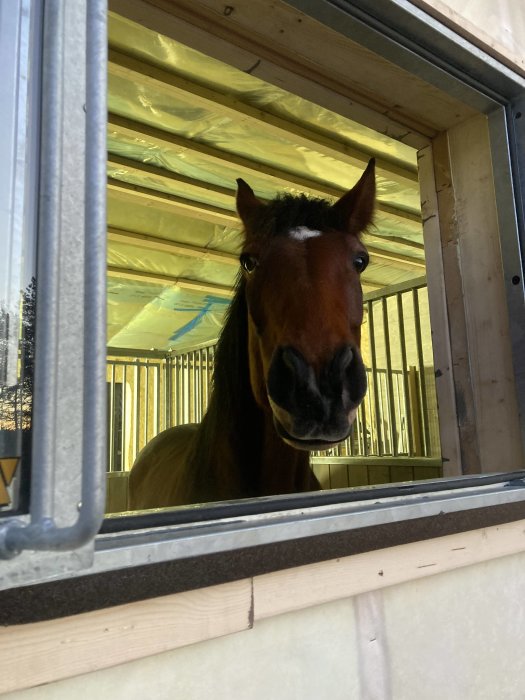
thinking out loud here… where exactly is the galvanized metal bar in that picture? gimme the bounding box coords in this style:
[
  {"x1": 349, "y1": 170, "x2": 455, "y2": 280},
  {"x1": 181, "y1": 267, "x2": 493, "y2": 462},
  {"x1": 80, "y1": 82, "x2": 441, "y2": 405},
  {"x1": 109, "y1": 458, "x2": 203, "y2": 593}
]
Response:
[
  {"x1": 201, "y1": 349, "x2": 207, "y2": 419},
  {"x1": 413, "y1": 288, "x2": 430, "y2": 454},
  {"x1": 200, "y1": 350, "x2": 204, "y2": 419},
  {"x1": 382, "y1": 297, "x2": 398, "y2": 456},
  {"x1": 396, "y1": 291, "x2": 414, "y2": 455},
  {"x1": 155, "y1": 362, "x2": 161, "y2": 436},
  {"x1": 117, "y1": 365, "x2": 127, "y2": 471},
  {"x1": 361, "y1": 375, "x2": 370, "y2": 456},
  {"x1": 204, "y1": 346, "x2": 209, "y2": 411},
  {"x1": 165, "y1": 353, "x2": 172, "y2": 428},
  {"x1": 364, "y1": 275, "x2": 427, "y2": 303},
  {"x1": 108, "y1": 363, "x2": 116, "y2": 473},
  {"x1": 393, "y1": 372, "x2": 405, "y2": 454},
  {"x1": 134, "y1": 360, "x2": 140, "y2": 460},
  {"x1": 192, "y1": 350, "x2": 197, "y2": 422},
  {"x1": 175, "y1": 355, "x2": 181, "y2": 425},
  {"x1": 408, "y1": 366, "x2": 424, "y2": 455},
  {"x1": 1, "y1": 0, "x2": 108, "y2": 557},
  {"x1": 24, "y1": 0, "x2": 64, "y2": 522},
  {"x1": 121, "y1": 363, "x2": 127, "y2": 471},
  {"x1": 367, "y1": 301, "x2": 383, "y2": 455},
  {"x1": 184, "y1": 354, "x2": 190, "y2": 423},
  {"x1": 143, "y1": 364, "x2": 149, "y2": 445}
]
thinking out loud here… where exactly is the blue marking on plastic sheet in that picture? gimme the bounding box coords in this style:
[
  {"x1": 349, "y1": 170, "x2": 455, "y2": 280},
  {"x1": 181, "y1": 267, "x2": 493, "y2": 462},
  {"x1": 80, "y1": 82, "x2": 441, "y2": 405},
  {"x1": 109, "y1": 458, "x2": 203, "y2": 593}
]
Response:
[{"x1": 169, "y1": 295, "x2": 230, "y2": 341}]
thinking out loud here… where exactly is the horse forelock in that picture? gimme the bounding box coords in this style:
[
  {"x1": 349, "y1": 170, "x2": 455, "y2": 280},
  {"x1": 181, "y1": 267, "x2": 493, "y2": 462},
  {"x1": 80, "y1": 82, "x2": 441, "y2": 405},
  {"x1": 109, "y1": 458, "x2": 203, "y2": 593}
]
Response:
[{"x1": 249, "y1": 194, "x2": 359, "y2": 239}]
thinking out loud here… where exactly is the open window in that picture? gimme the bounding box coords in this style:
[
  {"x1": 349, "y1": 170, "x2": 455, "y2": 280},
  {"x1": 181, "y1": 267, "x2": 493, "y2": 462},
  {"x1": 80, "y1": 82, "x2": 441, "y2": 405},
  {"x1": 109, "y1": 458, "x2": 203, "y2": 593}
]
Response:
[
  {"x1": 105, "y1": 11, "x2": 441, "y2": 513},
  {"x1": 1, "y1": 0, "x2": 525, "y2": 604}
]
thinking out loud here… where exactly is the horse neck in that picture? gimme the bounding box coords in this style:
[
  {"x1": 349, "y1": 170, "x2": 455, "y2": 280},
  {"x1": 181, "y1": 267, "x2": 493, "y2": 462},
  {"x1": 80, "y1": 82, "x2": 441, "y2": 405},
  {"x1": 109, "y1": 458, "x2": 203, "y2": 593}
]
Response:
[
  {"x1": 257, "y1": 411, "x2": 319, "y2": 495},
  {"x1": 189, "y1": 282, "x2": 316, "y2": 500}
]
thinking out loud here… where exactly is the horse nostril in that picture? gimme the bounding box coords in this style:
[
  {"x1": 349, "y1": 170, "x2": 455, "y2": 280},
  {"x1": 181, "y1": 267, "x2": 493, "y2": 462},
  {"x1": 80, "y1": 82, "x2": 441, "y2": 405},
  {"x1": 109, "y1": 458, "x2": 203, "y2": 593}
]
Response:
[
  {"x1": 340, "y1": 346, "x2": 354, "y2": 373},
  {"x1": 281, "y1": 347, "x2": 302, "y2": 374},
  {"x1": 268, "y1": 346, "x2": 311, "y2": 410}
]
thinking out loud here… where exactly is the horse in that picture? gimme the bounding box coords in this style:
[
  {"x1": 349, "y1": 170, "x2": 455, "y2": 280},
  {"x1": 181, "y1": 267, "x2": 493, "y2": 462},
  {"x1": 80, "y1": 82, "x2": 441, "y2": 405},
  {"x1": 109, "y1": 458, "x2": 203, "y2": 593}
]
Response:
[{"x1": 128, "y1": 160, "x2": 375, "y2": 510}]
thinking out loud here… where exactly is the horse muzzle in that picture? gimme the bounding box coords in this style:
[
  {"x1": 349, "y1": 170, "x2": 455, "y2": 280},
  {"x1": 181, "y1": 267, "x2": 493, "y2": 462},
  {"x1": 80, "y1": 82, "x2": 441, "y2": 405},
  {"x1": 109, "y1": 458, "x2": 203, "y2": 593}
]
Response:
[{"x1": 266, "y1": 345, "x2": 367, "y2": 450}]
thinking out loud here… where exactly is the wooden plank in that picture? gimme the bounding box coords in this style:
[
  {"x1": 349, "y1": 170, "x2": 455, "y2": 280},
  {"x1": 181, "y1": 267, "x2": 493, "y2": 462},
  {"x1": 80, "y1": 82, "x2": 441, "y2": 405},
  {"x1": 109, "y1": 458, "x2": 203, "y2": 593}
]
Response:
[
  {"x1": 417, "y1": 142, "x2": 461, "y2": 476},
  {"x1": 328, "y1": 463, "x2": 350, "y2": 489},
  {"x1": 347, "y1": 464, "x2": 369, "y2": 487},
  {"x1": 311, "y1": 463, "x2": 330, "y2": 489},
  {"x1": 413, "y1": 466, "x2": 442, "y2": 480},
  {"x1": 367, "y1": 465, "x2": 391, "y2": 485},
  {"x1": 445, "y1": 116, "x2": 525, "y2": 472},
  {"x1": 390, "y1": 465, "x2": 414, "y2": 483},
  {"x1": 105, "y1": 472, "x2": 130, "y2": 513},
  {"x1": 108, "y1": 0, "x2": 476, "y2": 135},
  {"x1": 253, "y1": 519, "x2": 525, "y2": 620},
  {"x1": 0, "y1": 579, "x2": 252, "y2": 695},
  {"x1": 430, "y1": 132, "x2": 481, "y2": 474}
]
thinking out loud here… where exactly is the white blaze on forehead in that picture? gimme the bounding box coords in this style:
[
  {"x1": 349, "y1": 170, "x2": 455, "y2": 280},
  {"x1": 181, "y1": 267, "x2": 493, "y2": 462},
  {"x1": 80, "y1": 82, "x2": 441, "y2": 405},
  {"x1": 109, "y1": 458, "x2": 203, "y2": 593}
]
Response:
[{"x1": 288, "y1": 226, "x2": 322, "y2": 241}]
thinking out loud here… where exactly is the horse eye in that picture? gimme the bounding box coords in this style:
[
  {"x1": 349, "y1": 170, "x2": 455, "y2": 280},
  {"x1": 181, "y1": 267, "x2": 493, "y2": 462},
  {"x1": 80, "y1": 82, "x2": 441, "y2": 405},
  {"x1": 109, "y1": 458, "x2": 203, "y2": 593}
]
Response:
[
  {"x1": 240, "y1": 253, "x2": 259, "y2": 273},
  {"x1": 353, "y1": 253, "x2": 369, "y2": 273}
]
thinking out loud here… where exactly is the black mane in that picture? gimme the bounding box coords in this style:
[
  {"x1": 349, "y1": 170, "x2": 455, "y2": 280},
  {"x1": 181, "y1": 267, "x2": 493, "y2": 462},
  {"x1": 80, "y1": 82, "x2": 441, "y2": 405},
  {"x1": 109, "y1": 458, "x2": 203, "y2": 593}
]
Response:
[{"x1": 186, "y1": 272, "x2": 264, "y2": 497}]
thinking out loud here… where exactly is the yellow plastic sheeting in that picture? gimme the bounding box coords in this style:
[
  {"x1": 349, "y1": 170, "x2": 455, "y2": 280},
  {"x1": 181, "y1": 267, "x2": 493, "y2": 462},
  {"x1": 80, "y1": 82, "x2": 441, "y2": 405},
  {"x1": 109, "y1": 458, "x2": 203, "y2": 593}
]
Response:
[
  {"x1": 107, "y1": 196, "x2": 241, "y2": 254},
  {"x1": 108, "y1": 71, "x2": 420, "y2": 213},
  {"x1": 108, "y1": 12, "x2": 417, "y2": 170},
  {"x1": 108, "y1": 279, "x2": 231, "y2": 352},
  {"x1": 107, "y1": 12, "x2": 424, "y2": 353}
]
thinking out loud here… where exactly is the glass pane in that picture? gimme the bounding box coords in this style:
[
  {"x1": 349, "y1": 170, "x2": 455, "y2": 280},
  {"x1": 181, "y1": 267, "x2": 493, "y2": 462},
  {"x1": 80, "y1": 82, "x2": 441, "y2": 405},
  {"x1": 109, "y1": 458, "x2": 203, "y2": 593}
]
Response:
[{"x1": 0, "y1": 1, "x2": 39, "y2": 515}]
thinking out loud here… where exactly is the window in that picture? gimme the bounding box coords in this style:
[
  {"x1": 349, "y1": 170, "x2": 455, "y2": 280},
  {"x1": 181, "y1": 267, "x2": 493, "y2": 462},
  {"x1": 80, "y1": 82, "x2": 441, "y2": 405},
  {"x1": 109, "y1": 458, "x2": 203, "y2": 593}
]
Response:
[
  {"x1": 0, "y1": 0, "x2": 40, "y2": 517},
  {"x1": 1, "y1": 0, "x2": 524, "y2": 606}
]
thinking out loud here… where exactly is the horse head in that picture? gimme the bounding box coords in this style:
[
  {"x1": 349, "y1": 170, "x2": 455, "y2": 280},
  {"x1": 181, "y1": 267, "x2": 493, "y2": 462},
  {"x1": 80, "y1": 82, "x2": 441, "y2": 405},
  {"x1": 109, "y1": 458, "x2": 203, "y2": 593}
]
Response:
[{"x1": 236, "y1": 160, "x2": 375, "y2": 451}]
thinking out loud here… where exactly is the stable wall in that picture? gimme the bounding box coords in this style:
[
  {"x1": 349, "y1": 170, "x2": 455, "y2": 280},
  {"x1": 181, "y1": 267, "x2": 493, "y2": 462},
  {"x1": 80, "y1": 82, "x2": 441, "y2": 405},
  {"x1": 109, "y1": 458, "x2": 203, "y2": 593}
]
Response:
[{"x1": 3, "y1": 539, "x2": 525, "y2": 699}]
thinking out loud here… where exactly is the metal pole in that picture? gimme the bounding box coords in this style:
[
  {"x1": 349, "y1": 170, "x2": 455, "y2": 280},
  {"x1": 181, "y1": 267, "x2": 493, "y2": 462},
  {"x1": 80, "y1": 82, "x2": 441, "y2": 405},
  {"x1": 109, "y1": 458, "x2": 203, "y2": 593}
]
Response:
[
  {"x1": 396, "y1": 291, "x2": 414, "y2": 455},
  {"x1": 367, "y1": 301, "x2": 383, "y2": 455},
  {"x1": 382, "y1": 296, "x2": 398, "y2": 456},
  {"x1": 1, "y1": 0, "x2": 108, "y2": 557},
  {"x1": 413, "y1": 288, "x2": 430, "y2": 454}
]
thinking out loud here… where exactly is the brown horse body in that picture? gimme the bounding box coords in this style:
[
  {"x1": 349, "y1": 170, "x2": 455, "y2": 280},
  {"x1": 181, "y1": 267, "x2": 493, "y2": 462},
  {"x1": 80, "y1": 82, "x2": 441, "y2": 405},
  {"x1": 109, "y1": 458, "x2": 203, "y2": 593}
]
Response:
[{"x1": 129, "y1": 161, "x2": 375, "y2": 510}]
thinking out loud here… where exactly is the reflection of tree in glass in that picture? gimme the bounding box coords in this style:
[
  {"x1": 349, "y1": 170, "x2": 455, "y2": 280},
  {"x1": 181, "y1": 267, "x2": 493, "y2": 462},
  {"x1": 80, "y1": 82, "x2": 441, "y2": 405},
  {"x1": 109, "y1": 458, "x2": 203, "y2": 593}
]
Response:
[{"x1": 0, "y1": 278, "x2": 36, "y2": 432}]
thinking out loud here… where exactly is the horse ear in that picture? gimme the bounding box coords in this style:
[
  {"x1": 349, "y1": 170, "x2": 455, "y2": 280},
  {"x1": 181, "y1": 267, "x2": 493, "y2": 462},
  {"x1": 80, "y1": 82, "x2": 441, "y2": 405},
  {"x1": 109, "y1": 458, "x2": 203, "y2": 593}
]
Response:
[
  {"x1": 236, "y1": 178, "x2": 263, "y2": 232},
  {"x1": 332, "y1": 158, "x2": 376, "y2": 235}
]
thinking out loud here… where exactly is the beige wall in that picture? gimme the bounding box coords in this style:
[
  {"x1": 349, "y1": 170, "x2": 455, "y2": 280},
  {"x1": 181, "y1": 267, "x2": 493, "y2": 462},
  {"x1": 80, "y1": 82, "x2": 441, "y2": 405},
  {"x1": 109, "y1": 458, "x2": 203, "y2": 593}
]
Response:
[
  {"x1": 413, "y1": 0, "x2": 525, "y2": 73},
  {"x1": 4, "y1": 550, "x2": 525, "y2": 700}
]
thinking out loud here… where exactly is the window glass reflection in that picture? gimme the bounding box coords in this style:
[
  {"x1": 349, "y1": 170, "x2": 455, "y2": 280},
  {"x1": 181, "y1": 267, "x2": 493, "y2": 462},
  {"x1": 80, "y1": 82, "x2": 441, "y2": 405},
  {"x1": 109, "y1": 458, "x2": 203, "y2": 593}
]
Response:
[{"x1": 0, "y1": 3, "x2": 38, "y2": 514}]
